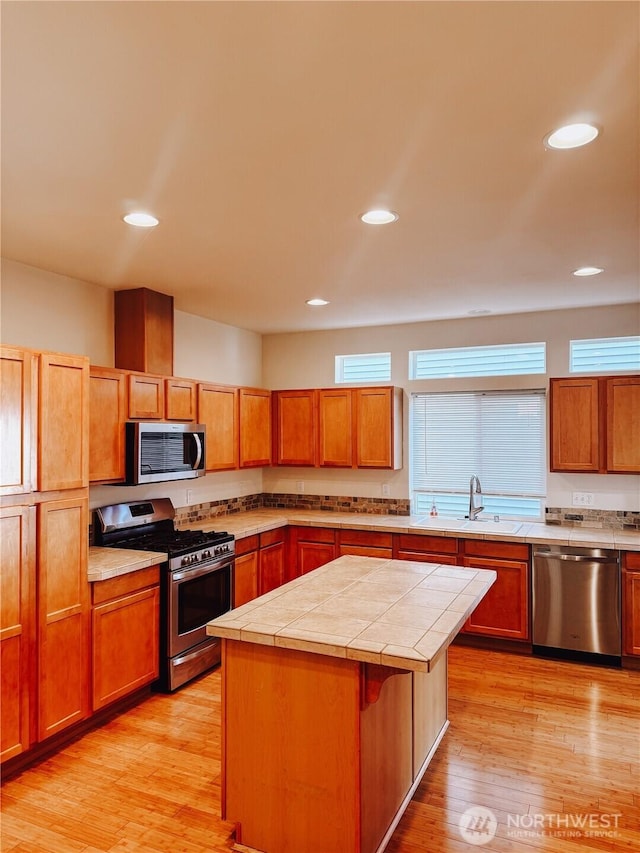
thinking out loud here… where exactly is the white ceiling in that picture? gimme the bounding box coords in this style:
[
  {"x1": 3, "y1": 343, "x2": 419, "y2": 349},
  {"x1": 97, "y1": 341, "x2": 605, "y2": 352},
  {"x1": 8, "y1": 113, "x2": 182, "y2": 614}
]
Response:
[{"x1": 2, "y1": 1, "x2": 639, "y2": 335}]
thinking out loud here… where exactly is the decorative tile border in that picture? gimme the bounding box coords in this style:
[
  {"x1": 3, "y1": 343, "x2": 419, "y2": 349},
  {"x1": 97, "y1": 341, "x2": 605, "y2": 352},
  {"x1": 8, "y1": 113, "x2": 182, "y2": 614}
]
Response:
[{"x1": 545, "y1": 507, "x2": 640, "y2": 531}]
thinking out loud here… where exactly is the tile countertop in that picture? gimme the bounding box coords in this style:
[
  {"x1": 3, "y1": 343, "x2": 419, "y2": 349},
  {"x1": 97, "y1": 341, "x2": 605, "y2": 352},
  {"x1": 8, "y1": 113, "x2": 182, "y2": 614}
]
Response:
[
  {"x1": 206, "y1": 554, "x2": 496, "y2": 673},
  {"x1": 88, "y1": 546, "x2": 168, "y2": 582},
  {"x1": 193, "y1": 509, "x2": 640, "y2": 551}
]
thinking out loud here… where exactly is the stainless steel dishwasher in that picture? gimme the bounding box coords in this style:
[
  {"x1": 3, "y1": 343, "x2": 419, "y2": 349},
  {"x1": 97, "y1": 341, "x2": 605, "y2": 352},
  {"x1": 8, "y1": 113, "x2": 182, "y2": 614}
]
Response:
[{"x1": 532, "y1": 545, "x2": 621, "y2": 663}]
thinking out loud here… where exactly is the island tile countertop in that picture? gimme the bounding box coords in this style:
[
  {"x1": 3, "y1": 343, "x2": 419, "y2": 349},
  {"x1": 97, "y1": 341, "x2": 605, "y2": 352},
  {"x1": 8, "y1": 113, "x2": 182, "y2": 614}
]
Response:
[
  {"x1": 206, "y1": 554, "x2": 496, "y2": 673},
  {"x1": 88, "y1": 546, "x2": 168, "y2": 582}
]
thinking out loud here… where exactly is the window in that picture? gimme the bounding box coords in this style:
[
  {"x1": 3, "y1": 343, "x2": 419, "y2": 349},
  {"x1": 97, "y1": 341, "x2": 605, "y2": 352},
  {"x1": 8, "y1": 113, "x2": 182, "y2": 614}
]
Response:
[
  {"x1": 410, "y1": 390, "x2": 546, "y2": 520},
  {"x1": 570, "y1": 336, "x2": 640, "y2": 373},
  {"x1": 335, "y1": 352, "x2": 391, "y2": 384},
  {"x1": 409, "y1": 342, "x2": 546, "y2": 380}
]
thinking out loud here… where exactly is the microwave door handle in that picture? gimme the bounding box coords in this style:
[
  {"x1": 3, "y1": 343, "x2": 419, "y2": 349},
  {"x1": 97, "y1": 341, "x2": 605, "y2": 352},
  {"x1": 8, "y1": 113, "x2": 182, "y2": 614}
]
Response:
[{"x1": 192, "y1": 433, "x2": 203, "y2": 470}]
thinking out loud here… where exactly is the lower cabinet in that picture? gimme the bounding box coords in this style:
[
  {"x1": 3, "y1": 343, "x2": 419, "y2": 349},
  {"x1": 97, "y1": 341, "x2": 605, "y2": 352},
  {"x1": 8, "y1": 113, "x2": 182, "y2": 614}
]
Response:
[
  {"x1": 289, "y1": 526, "x2": 336, "y2": 578},
  {"x1": 91, "y1": 566, "x2": 160, "y2": 711},
  {"x1": 623, "y1": 551, "x2": 640, "y2": 657},
  {"x1": 0, "y1": 505, "x2": 36, "y2": 763},
  {"x1": 234, "y1": 535, "x2": 259, "y2": 607},
  {"x1": 460, "y1": 539, "x2": 530, "y2": 641},
  {"x1": 258, "y1": 529, "x2": 286, "y2": 595}
]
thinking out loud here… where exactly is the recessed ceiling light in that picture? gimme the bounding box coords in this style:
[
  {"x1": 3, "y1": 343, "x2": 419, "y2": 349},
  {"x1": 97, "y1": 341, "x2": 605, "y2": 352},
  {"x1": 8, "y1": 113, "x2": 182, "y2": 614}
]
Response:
[
  {"x1": 544, "y1": 123, "x2": 599, "y2": 150},
  {"x1": 573, "y1": 266, "x2": 604, "y2": 277},
  {"x1": 306, "y1": 298, "x2": 329, "y2": 306},
  {"x1": 360, "y1": 209, "x2": 399, "y2": 225},
  {"x1": 123, "y1": 212, "x2": 159, "y2": 227}
]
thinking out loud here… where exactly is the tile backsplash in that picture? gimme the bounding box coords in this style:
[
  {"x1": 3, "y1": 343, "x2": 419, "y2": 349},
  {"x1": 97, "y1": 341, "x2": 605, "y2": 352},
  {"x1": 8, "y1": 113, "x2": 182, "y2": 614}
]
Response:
[{"x1": 545, "y1": 507, "x2": 640, "y2": 531}]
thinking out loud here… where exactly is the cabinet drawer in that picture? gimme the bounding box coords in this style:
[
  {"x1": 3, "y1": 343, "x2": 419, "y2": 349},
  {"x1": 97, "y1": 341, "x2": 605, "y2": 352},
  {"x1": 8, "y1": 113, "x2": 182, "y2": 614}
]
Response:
[
  {"x1": 339, "y1": 529, "x2": 393, "y2": 549},
  {"x1": 259, "y1": 527, "x2": 286, "y2": 548},
  {"x1": 624, "y1": 551, "x2": 640, "y2": 571},
  {"x1": 339, "y1": 544, "x2": 393, "y2": 559},
  {"x1": 92, "y1": 566, "x2": 160, "y2": 605},
  {"x1": 290, "y1": 525, "x2": 336, "y2": 544},
  {"x1": 395, "y1": 550, "x2": 459, "y2": 566},
  {"x1": 394, "y1": 533, "x2": 458, "y2": 556},
  {"x1": 461, "y1": 538, "x2": 529, "y2": 561},
  {"x1": 235, "y1": 534, "x2": 259, "y2": 556}
]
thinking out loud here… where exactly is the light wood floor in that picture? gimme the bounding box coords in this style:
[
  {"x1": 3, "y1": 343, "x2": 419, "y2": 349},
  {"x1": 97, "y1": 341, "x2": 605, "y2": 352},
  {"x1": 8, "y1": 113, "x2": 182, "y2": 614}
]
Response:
[{"x1": 1, "y1": 647, "x2": 638, "y2": 852}]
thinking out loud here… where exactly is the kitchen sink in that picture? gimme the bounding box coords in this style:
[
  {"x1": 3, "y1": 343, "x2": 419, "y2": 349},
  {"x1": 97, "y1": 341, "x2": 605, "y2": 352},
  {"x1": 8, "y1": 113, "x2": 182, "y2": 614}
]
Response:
[{"x1": 410, "y1": 516, "x2": 523, "y2": 535}]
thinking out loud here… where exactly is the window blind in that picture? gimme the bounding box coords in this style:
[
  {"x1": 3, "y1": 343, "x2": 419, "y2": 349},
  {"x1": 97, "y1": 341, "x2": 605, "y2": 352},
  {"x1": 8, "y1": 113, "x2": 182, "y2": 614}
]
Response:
[
  {"x1": 335, "y1": 352, "x2": 391, "y2": 384},
  {"x1": 409, "y1": 342, "x2": 545, "y2": 379},
  {"x1": 410, "y1": 390, "x2": 546, "y2": 517},
  {"x1": 570, "y1": 336, "x2": 640, "y2": 373}
]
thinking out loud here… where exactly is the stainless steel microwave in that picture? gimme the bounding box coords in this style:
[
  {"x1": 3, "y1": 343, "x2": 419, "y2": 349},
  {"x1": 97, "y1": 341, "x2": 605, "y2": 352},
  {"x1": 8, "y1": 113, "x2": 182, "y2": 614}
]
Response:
[{"x1": 125, "y1": 422, "x2": 206, "y2": 485}]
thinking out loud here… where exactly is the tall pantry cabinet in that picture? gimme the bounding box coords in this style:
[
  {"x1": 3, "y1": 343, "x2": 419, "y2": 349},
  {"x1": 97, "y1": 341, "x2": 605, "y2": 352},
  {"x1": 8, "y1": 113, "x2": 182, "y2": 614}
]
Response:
[{"x1": 0, "y1": 346, "x2": 90, "y2": 763}]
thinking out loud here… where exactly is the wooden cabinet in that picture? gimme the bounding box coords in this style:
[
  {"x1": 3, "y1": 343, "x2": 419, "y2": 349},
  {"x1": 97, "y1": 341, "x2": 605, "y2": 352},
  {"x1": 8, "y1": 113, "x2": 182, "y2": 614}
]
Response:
[
  {"x1": 460, "y1": 539, "x2": 530, "y2": 641},
  {"x1": 550, "y1": 375, "x2": 640, "y2": 474},
  {"x1": 165, "y1": 378, "x2": 196, "y2": 422},
  {"x1": 92, "y1": 567, "x2": 160, "y2": 710},
  {"x1": 318, "y1": 388, "x2": 354, "y2": 467},
  {"x1": 606, "y1": 377, "x2": 640, "y2": 473},
  {"x1": 37, "y1": 496, "x2": 90, "y2": 741},
  {"x1": 272, "y1": 390, "x2": 318, "y2": 466},
  {"x1": 127, "y1": 373, "x2": 165, "y2": 419},
  {"x1": 234, "y1": 535, "x2": 259, "y2": 607},
  {"x1": 38, "y1": 352, "x2": 89, "y2": 491},
  {"x1": 239, "y1": 387, "x2": 271, "y2": 468},
  {"x1": 1, "y1": 346, "x2": 36, "y2": 496},
  {"x1": 274, "y1": 385, "x2": 403, "y2": 470},
  {"x1": 0, "y1": 505, "x2": 36, "y2": 762},
  {"x1": 258, "y1": 529, "x2": 285, "y2": 595},
  {"x1": 89, "y1": 366, "x2": 127, "y2": 483},
  {"x1": 114, "y1": 287, "x2": 174, "y2": 376},
  {"x1": 198, "y1": 383, "x2": 239, "y2": 471},
  {"x1": 289, "y1": 526, "x2": 336, "y2": 579},
  {"x1": 393, "y1": 533, "x2": 459, "y2": 566},
  {"x1": 354, "y1": 387, "x2": 402, "y2": 469},
  {"x1": 622, "y1": 551, "x2": 640, "y2": 657},
  {"x1": 338, "y1": 529, "x2": 393, "y2": 559}
]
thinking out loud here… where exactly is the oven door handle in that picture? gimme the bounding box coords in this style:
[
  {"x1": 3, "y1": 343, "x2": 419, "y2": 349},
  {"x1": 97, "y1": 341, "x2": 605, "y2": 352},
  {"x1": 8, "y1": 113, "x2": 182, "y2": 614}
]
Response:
[{"x1": 172, "y1": 561, "x2": 232, "y2": 582}]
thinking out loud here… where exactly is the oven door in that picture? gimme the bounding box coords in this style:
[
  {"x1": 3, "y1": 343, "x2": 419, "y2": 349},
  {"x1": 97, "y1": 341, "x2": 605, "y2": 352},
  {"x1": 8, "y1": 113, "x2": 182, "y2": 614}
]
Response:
[{"x1": 169, "y1": 559, "x2": 233, "y2": 658}]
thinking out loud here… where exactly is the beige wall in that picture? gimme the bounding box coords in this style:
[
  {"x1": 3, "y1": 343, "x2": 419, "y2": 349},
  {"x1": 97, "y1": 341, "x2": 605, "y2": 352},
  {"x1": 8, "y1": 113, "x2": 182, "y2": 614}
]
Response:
[{"x1": 262, "y1": 303, "x2": 640, "y2": 512}]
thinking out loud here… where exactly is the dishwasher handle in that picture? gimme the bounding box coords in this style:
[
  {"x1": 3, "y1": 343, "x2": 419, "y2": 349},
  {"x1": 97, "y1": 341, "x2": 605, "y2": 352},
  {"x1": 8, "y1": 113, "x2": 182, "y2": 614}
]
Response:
[{"x1": 534, "y1": 552, "x2": 618, "y2": 564}]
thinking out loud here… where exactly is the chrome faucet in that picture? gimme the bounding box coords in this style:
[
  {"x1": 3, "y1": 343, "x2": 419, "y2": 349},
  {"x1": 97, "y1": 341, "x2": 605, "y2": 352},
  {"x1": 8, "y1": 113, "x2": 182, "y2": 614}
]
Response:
[{"x1": 468, "y1": 474, "x2": 484, "y2": 521}]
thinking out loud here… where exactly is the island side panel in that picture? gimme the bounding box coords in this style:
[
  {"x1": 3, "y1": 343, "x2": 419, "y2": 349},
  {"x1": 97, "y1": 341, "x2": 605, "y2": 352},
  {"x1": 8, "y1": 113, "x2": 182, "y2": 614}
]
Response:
[
  {"x1": 360, "y1": 669, "x2": 413, "y2": 853},
  {"x1": 222, "y1": 639, "x2": 362, "y2": 853},
  {"x1": 413, "y1": 653, "x2": 448, "y2": 777}
]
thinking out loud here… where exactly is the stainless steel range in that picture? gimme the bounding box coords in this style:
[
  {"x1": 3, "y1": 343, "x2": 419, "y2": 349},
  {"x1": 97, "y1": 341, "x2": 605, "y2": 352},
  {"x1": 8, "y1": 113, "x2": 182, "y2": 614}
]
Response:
[{"x1": 94, "y1": 498, "x2": 234, "y2": 692}]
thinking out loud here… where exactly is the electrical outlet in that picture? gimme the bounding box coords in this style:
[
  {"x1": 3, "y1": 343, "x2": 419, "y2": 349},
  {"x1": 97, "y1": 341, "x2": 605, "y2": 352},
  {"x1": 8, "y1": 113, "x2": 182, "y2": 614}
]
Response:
[
  {"x1": 296, "y1": 480, "x2": 305, "y2": 493},
  {"x1": 572, "y1": 491, "x2": 594, "y2": 507},
  {"x1": 382, "y1": 483, "x2": 390, "y2": 497}
]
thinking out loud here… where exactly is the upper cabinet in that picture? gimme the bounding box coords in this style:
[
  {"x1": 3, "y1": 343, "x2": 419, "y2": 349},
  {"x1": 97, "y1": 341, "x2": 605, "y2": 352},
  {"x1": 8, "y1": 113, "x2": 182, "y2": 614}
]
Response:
[
  {"x1": 274, "y1": 386, "x2": 403, "y2": 470},
  {"x1": 239, "y1": 388, "x2": 272, "y2": 468},
  {"x1": 89, "y1": 367, "x2": 127, "y2": 483},
  {"x1": 550, "y1": 375, "x2": 640, "y2": 474},
  {"x1": 38, "y1": 352, "x2": 90, "y2": 492},
  {"x1": 114, "y1": 287, "x2": 174, "y2": 376},
  {"x1": 165, "y1": 378, "x2": 197, "y2": 422},
  {"x1": 128, "y1": 373, "x2": 165, "y2": 419},
  {"x1": 198, "y1": 383, "x2": 239, "y2": 471},
  {"x1": 1, "y1": 346, "x2": 36, "y2": 495}
]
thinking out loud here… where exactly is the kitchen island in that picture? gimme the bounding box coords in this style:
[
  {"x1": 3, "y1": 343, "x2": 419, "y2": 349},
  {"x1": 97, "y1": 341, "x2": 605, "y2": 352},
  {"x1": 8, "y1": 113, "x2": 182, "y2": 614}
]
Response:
[{"x1": 206, "y1": 554, "x2": 496, "y2": 853}]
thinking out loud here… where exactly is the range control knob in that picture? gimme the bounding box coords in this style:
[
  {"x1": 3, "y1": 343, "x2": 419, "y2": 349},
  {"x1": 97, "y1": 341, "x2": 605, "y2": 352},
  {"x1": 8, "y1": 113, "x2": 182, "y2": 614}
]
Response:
[
  {"x1": 190, "y1": 553, "x2": 198, "y2": 564},
  {"x1": 181, "y1": 556, "x2": 191, "y2": 566},
  {"x1": 202, "y1": 550, "x2": 211, "y2": 560}
]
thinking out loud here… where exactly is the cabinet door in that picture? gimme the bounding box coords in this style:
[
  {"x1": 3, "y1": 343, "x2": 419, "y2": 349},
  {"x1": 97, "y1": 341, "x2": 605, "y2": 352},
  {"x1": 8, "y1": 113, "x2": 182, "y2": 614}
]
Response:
[
  {"x1": 318, "y1": 389, "x2": 353, "y2": 467},
  {"x1": 0, "y1": 505, "x2": 36, "y2": 763},
  {"x1": 38, "y1": 352, "x2": 89, "y2": 491},
  {"x1": 37, "y1": 497, "x2": 90, "y2": 741},
  {"x1": 198, "y1": 384, "x2": 239, "y2": 471},
  {"x1": 89, "y1": 367, "x2": 127, "y2": 483},
  {"x1": 166, "y1": 378, "x2": 197, "y2": 422},
  {"x1": 297, "y1": 541, "x2": 336, "y2": 576},
  {"x1": 234, "y1": 551, "x2": 259, "y2": 607},
  {"x1": 239, "y1": 388, "x2": 271, "y2": 468},
  {"x1": 606, "y1": 377, "x2": 640, "y2": 473},
  {"x1": 1, "y1": 347, "x2": 36, "y2": 495},
  {"x1": 461, "y1": 556, "x2": 529, "y2": 640},
  {"x1": 623, "y1": 563, "x2": 640, "y2": 656},
  {"x1": 354, "y1": 387, "x2": 396, "y2": 469},
  {"x1": 549, "y1": 378, "x2": 601, "y2": 472},
  {"x1": 128, "y1": 373, "x2": 165, "y2": 419},
  {"x1": 273, "y1": 390, "x2": 317, "y2": 466},
  {"x1": 259, "y1": 536, "x2": 285, "y2": 595},
  {"x1": 92, "y1": 586, "x2": 160, "y2": 710}
]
